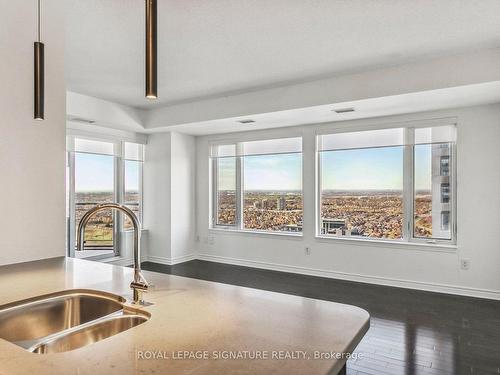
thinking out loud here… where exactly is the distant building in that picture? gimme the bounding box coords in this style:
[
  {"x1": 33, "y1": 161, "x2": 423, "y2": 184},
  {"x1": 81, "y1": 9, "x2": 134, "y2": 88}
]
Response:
[
  {"x1": 277, "y1": 195, "x2": 286, "y2": 211},
  {"x1": 321, "y1": 219, "x2": 345, "y2": 235},
  {"x1": 432, "y1": 144, "x2": 451, "y2": 238},
  {"x1": 260, "y1": 198, "x2": 275, "y2": 210},
  {"x1": 281, "y1": 224, "x2": 302, "y2": 232},
  {"x1": 282, "y1": 220, "x2": 303, "y2": 232}
]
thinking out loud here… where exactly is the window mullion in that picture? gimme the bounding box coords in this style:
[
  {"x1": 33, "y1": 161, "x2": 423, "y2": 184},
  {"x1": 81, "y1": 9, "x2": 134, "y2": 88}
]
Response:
[
  {"x1": 68, "y1": 151, "x2": 76, "y2": 257},
  {"x1": 115, "y1": 153, "x2": 123, "y2": 256},
  {"x1": 236, "y1": 156, "x2": 243, "y2": 230},
  {"x1": 403, "y1": 128, "x2": 415, "y2": 242},
  {"x1": 212, "y1": 158, "x2": 218, "y2": 227}
]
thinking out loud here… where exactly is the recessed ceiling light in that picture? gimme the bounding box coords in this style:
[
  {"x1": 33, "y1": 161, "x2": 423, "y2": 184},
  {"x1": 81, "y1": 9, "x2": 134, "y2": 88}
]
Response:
[
  {"x1": 238, "y1": 119, "x2": 256, "y2": 124},
  {"x1": 333, "y1": 107, "x2": 355, "y2": 114},
  {"x1": 68, "y1": 116, "x2": 96, "y2": 124}
]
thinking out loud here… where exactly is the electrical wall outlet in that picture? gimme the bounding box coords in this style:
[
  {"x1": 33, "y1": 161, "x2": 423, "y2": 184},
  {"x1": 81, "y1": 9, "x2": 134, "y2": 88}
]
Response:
[
  {"x1": 460, "y1": 258, "x2": 471, "y2": 270},
  {"x1": 304, "y1": 247, "x2": 311, "y2": 255}
]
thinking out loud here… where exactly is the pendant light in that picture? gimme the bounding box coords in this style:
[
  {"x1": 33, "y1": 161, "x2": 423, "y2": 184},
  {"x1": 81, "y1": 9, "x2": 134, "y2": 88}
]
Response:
[
  {"x1": 145, "y1": 0, "x2": 157, "y2": 99},
  {"x1": 34, "y1": 0, "x2": 44, "y2": 120}
]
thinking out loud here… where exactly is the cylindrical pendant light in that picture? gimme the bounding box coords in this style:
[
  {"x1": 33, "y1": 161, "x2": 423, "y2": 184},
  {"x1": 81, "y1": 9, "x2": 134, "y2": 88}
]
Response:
[
  {"x1": 34, "y1": 0, "x2": 44, "y2": 120},
  {"x1": 145, "y1": 0, "x2": 157, "y2": 99}
]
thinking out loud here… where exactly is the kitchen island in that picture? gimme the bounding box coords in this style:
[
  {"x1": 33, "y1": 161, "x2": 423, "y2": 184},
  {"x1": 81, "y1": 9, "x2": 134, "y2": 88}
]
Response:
[{"x1": 0, "y1": 257, "x2": 369, "y2": 375}]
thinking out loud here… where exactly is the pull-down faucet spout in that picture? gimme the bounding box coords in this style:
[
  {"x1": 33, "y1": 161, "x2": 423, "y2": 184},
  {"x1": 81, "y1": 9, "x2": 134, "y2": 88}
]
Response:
[{"x1": 76, "y1": 203, "x2": 149, "y2": 304}]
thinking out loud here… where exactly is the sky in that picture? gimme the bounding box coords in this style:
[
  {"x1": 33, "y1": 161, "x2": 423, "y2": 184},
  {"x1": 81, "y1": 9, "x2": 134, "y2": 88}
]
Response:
[
  {"x1": 321, "y1": 146, "x2": 404, "y2": 190},
  {"x1": 75, "y1": 153, "x2": 140, "y2": 192},
  {"x1": 322, "y1": 145, "x2": 431, "y2": 190},
  {"x1": 244, "y1": 154, "x2": 302, "y2": 191},
  {"x1": 217, "y1": 154, "x2": 302, "y2": 191},
  {"x1": 218, "y1": 146, "x2": 432, "y2": 192},
  {"x1": 75, "y1": 145, "x2": 432, "y2": 193},
  {"x1": 414, "y1": 144, "x2": 432, "y2": 191}
]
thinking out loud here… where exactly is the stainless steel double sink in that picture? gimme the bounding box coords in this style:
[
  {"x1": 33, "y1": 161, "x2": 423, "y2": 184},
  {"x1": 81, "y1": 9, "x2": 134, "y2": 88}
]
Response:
[{"x1": 0, "y1": 289, "x2": 150, "y2": 354}]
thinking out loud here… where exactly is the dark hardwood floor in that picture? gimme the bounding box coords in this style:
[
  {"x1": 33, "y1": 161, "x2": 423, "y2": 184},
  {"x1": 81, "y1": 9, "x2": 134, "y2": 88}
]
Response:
[{"x1": 141, "y1": 260, "x2": 500, "y2": 375}]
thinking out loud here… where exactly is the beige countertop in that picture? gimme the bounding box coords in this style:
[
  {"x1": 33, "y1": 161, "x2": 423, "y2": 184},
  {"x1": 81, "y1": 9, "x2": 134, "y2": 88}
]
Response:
[{"x1": 0, "y1": 257, "x2": 369, "y2": 375}]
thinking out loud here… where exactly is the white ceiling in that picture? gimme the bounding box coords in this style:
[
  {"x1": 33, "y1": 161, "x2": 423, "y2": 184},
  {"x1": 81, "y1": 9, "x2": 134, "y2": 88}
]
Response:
[{"x1": 65, "y1": 0, "x2": 500, "y2": 109}]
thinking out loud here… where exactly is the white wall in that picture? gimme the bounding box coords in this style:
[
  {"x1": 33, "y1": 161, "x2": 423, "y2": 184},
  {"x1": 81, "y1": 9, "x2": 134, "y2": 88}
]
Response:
[
  {"x1": 0, "y1": 0, "x2": 66, "y2": 265},
  {"x1": 143, "y1": 132, "x2": 196, "y2": 264},
  {"x1": 170, "y1": 133, "x2": 196, "y2": 261},
  {"x1": 195, "y1": 104, "x2": 500, "y2": 299},
  {"x1": 143, "y1": 133, "x2": 172, "y2": 260}
]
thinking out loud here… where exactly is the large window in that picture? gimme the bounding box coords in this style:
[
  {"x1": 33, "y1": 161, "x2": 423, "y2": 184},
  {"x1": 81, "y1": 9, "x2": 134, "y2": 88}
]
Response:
[
  {"x1": 211, "y1": 137, "x2": 303, "y2": 234},
  {"x1": 318, "y1": 125, "x2": 456, "y2": 243},
  {"x1": 67, "y1": 137, "x2": 145, "y2": 258},
  {"x1": 319, "y1": 128, "x2": 404, "y2": 240}
]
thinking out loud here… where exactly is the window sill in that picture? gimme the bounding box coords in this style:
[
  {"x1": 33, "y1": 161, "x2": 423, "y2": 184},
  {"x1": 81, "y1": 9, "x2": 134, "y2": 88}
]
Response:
[
  {"x1": 209, "y1": 227, "x2": 303, "y2": 240},
  {"x1": 315, "y1": 235, "x2": 457, "y2": 252}
]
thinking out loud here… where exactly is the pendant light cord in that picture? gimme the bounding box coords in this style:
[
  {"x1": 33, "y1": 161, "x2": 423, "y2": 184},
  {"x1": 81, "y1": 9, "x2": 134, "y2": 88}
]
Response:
[{"x1": 37, "y1": 0, "x2": 41, "y2": 42}]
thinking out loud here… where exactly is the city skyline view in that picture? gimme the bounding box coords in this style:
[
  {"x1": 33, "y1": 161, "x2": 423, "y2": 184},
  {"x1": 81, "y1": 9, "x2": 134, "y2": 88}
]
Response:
[{"x1": 215, "y1": 144, "x2": 440, "y2": 238}]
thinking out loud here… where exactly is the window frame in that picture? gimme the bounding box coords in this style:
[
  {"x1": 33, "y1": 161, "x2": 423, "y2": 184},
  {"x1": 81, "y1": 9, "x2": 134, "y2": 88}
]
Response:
[
  {"x1": 316, "y1": 125, "x2": 457, "y2": 246},
  {"x1": 210, "y1": 137, "x2": 303, "y2": 235}
]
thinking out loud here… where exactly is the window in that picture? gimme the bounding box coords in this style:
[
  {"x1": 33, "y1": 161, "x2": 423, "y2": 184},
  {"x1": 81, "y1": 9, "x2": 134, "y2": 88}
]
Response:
[
  {"x1": 211, "y1": 137, "x2": 303, "y2": 233},
  {"x1": 318, "y1": 128, "x2": 404, "y2": 240},
  {"x1": 318, "y1": 125, "x2": 456, "y2": 243},
  {"x1": 73, "y1": 139, "x2": 116, "y2": 255},
  {"x1": 67, "y1": 137, "x2": 145, "y2": 258},
  {"x1": 413, "y1": 126, "x2": 454, "y2": 240},
  {"x1": 214, "y1": 156, "x2": 237, "y2": 226},
  {"x1": 123, "y1": 142, "x2": 144, "y2": 230},
  {"x1": 74, "y1": 151, "x2": 115, "y2": 249}
]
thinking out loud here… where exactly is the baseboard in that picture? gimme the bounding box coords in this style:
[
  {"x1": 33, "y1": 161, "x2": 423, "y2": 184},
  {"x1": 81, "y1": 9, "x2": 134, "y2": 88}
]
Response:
[
  {"x1": 196, "y1": 253, "x2": 500, "y2": 301},
  {"x1": 146, "y1": 253, "x2": 197, "y2": 266}
]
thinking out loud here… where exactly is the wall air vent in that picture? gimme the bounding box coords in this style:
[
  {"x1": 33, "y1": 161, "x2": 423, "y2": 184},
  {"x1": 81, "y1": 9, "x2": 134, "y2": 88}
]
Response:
[
  {"x1": 238, "y1": 119, "x2": 256, "y2": 124},
  {"x1": 68, "y1": 116, "x2": 96, "y2": 124},
  {"x1": 333, "y1": 107, "x2": 355, "y2": 114}
]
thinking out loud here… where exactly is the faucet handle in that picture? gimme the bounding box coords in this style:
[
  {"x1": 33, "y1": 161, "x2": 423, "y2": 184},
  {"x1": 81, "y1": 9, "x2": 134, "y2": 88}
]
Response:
[
  {"x1": 130, "y1": 280, "x2": 149, "y2": 291},
  {"x1": 130, "y1": 281, "x2": 153, "y2": 306}
]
